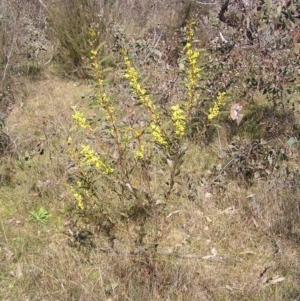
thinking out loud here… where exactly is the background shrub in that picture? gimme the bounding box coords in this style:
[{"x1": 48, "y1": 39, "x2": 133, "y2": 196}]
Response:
[{"x1": 49, "y1": 0, "x2": 108, "y2": 78}]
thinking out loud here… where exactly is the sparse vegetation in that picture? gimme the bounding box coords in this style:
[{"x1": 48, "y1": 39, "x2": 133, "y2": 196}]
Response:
[{"x1": 0, "y1": 0, "x2": 300, "y2": 300}]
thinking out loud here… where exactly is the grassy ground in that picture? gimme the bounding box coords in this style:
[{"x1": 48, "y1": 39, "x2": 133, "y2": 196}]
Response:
[{"x1": 0, "y1": 76, "x2": 299, "y2": 300}]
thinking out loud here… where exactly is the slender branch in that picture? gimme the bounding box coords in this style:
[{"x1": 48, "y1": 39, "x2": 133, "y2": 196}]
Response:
[
  {"x1": 38, "y1": 0, "x2": 50, "y2": 13},
  {"x1": 2, "y1": 38, "x2": 15, "y2": 88}
]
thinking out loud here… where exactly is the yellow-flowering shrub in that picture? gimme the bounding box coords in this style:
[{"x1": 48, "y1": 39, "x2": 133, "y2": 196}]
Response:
[{"x1": 67, "y1": 21, "x2": 226, "y2": 250}]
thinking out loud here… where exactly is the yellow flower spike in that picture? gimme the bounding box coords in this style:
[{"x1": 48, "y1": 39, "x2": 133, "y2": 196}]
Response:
[
  {"x1": 185, "y1": 19, "x2": 201, "y2": 116},
  {"x1": 122, "y1": 50, "x2": 167, "y2": 146},
  {"x1": 171, "y1": 104, "x2": 186, "y2": 137},
  {"x1": 75, "y1": 193, "x2": 84, "y2": 210},
  {"x1": 88, "y1": 40, "x2": 121, "y2": 160},
  {"x1": 69, "y1": 185, "x2": 85, "y2": 210},
  {"x1": 208, "y1": 92, "x2": 226, "y2": 121}
]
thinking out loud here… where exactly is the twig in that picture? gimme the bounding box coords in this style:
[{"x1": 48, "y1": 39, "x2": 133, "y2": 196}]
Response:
[
  {"x1": 194, "y1": 0, "x2": 218, "y2": 4},
  {"x1": 205, "y1": 155, "x2": 238, "y2": 190},
  {"x1": 219, "y1": 31, "x2": 229, "y2": 43},
  {"x1": 38, "y1": 0, "x2": 50, "y2": 13}
]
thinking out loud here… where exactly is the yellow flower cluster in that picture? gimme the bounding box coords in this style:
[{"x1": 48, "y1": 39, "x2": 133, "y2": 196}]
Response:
[
  {"x1": 80, "y1": 144, "x2": 113, "y2": 174},
  {"x1": 149, "y1": 122, "x2": 168, "y2": 146},
  {"x1": 72, "y1": 110, "x2": 91, "y2": 130},
  {"x1": 89, "y1": 28, "x2": 97, "y2": 40},
  {"x1": 90, "y1": 49, "x2": 97, "y2": 58},
  {"x1": 69, "y1": 185, "x2": 84, "y2": 210},
  {"x1": 171, "y1": 104, "x2": 186, "y2": 137},
  {"x1": 134, "y1": 144, "x2": 145, "y2": 160},
  {"x1": 123, "y1": 50, "x2": 167, "y2": 147},
  {"x1": 208, "y1": 92, "x2": 226, "y2": 121},
  {"x1": 185, "y1": 20, "x2": 201, "y2": 115}
]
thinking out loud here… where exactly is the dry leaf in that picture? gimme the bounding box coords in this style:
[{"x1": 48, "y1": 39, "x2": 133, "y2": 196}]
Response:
[
  {"x1": 166, "y1": 210, "x2": 181, "y2": 219},
  {"x1": 262, "y1": 275, "x2": 285, "y2": 287},
  {"x1": 16, "y1": 262, "x2": 23, "y2": 279},
  {"x1": 252, "y1": 217, "x2": 259, "y2": 228},
  {"x1": 205, "y1": 216, "x2": 212, "y2": 222},
  {"x1": 219, "y1": 207, "x2": 236, "y2": 215},
  {"x1": 203, "y1": 248, "x2": 218, "y2": 259},
  {"x1": 211, "y1": 248, "x2": 217, "y2": 256},
  {"x1": 9, "y1": 263, "x2": 23, "y2": 279},
  {"x1": 236, "y1": 113, "x2": 244, "y2": 125},
  {"x1": 3, "y1": 247, "x2": 14, "y2": 262},
  {"x1": 269, "y1": 276, "x2": 285, "y2": 285},
  {"x1": 230, "y1": 102, "x2": 242, "y2": 119},
  {"x1": 204, "y1": 192, "x2": 213, "y2": 199},
  {"x1": 230, "y1": 102, "x2": 244, "y2": 125},
  {"x1": 239, "y1": 250, "x2": 256, "y2": 255}
]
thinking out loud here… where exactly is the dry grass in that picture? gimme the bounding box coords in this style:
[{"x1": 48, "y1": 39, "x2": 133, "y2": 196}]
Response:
[{"x1": 0, "y1": 78, "x2": 299, "y2": 301}]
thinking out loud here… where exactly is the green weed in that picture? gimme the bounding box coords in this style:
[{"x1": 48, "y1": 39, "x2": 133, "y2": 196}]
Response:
[{"x1": 29, "y1": 207, "x2": 51, "y2": 224}]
